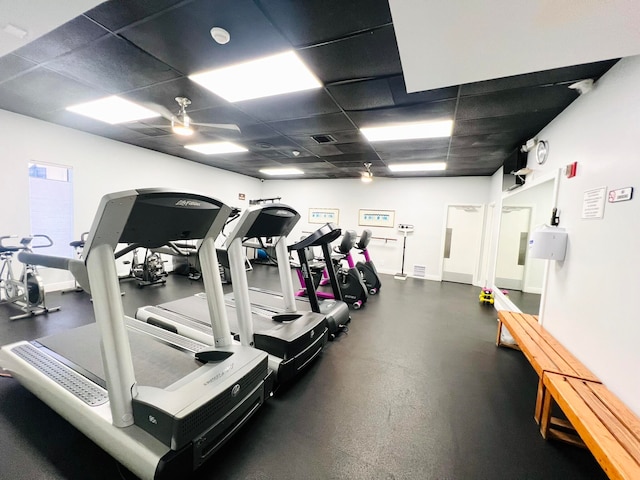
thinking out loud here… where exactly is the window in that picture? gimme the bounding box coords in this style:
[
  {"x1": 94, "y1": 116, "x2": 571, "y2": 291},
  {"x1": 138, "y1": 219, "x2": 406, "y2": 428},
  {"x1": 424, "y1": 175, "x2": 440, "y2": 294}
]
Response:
[{"x1": 28, "y1": 163, "x2": 74, "y2": 258}]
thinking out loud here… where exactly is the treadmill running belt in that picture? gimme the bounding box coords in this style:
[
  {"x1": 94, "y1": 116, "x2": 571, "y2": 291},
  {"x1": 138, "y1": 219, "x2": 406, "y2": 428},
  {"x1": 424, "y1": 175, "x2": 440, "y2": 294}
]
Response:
[{"x1": 37, "y1": 322, "x2": 202, "y2": 389}]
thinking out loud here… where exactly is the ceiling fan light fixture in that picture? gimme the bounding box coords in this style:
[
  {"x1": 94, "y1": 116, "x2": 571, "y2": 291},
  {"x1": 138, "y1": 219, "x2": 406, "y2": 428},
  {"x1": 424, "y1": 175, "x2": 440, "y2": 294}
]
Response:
[
  {"x1": 189, "y1": 51, "x2": 321, "y2": 103},
  {"x1": 172, "y1": 111, "x2": 194, "y2": 136},
  {"x1": 361, "y1": 119, "x2": 453, "y2": 142},
  {"x1": 184, "y1": 141, "x2": 247, "y2": 155},
  {"x1": 66, "y1": 96, "x2": 161, "y2": 124},
  {"x1": 388, "y1": 162, "x2": 447, "y2": 172},
  {"x1": 172, "y1": 124, "x2": 194, "y2": 136}
]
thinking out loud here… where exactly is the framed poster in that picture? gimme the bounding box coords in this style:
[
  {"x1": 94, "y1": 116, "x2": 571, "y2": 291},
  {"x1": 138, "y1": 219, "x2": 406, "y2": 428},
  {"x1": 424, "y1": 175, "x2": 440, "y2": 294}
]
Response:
[
  {"x1": 359, "y1": 209, "x2": 395, "y2": 228},
  {"x1": 309, "y1": 208, "x2": 339, "y2": 224}
]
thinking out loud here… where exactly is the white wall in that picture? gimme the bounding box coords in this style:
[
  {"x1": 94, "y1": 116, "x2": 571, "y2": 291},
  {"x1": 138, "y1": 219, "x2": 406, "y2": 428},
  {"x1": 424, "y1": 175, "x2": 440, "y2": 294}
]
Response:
[
  {"x1": 0, "y1": 109, "x2": 261, "y2": 290},
  {"x1": 495, "y1": 56, "x2": 640, "y2": 416},
  {"x1": 261, "y1": 176, "x2": 492, "y2": 281}
]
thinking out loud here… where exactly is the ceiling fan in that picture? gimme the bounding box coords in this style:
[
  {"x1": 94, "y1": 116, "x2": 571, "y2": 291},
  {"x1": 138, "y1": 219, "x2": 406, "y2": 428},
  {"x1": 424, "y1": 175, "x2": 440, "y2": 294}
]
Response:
[{"x1": 143, "y1": 96, "x2": 240, "y2": 137}]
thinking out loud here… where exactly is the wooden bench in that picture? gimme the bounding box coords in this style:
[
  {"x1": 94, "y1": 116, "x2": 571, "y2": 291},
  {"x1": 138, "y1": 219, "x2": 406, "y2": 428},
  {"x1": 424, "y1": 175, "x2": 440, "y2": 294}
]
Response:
[
  {"x1": 541, "y1": 373, "x2": 640, "y2": 479},
  {"x1": 496, "y1": 311, "x2": 600, "y2": 423}
]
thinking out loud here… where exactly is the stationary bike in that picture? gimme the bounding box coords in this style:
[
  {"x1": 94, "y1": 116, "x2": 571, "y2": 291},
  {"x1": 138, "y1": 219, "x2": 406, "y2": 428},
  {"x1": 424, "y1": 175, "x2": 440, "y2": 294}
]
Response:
[
  {"x1": 0, "y1": 234, "x2": 60, "y2": 320},
  {"x1": 355, "y1": 229, "x2": 382, "y2": 295},
  {"x1": 332, "y1": 230, "x2": 368, "y2": 309}
]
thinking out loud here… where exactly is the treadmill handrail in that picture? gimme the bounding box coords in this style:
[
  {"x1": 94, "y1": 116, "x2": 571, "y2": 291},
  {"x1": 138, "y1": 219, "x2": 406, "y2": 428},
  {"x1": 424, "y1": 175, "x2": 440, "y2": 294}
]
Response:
[{"x1": 18, "y1": 251, "x2": 90, "y2": 294}]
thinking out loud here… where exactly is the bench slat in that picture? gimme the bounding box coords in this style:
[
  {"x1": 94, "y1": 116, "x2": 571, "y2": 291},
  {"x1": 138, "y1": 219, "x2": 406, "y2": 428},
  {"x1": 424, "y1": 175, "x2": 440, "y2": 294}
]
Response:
[
  {"x1": 570, "y1": 378, "x2": 640, "y2": 466},
  {"x1": 545, "y1": 373, "x2": 640, "y2": 480},
  {"x1": 498, "y1": 311, "x2": 598, "y2": 381},
  {"x1": 520, "y1": 314, "x2": 598, "y2": 381},
  {"x1": 500, "y1": 312, "x2": 574, "y2": 375},
  {"x1": 588, "y1": 383, "x2": 640, "y2": 445}
]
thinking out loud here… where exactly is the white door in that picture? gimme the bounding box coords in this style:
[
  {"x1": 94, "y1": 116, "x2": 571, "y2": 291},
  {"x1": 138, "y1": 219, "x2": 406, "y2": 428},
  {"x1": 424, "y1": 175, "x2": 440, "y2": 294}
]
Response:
[
  {"x1": 442, "y1": 205, "x2": 484, "y2": 284},
  {"x1": 495, "y1": 206, "x2": 531, "y2": 290}
]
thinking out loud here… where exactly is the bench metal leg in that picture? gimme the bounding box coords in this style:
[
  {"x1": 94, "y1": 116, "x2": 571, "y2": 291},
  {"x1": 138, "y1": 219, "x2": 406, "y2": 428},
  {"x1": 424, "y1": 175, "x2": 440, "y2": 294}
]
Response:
[{"x1": 495, "y1": 318, "x2": 503, "y2": 346}]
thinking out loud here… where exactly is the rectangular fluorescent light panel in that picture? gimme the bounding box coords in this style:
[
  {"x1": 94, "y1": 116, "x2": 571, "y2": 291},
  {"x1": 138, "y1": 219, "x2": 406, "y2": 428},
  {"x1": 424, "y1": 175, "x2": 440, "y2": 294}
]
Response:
[
  {"x1": 388, "y1": 162, "x2": 447, "y2": 172},
  {"x1": 361, "y1": 120, "x2": 453, "y2": 142},
  {"x1": 189, "y1": 51, "x2": 321, "y2": 103},
  {"x1": 184, "y1": 142, "x2": 248, "y2": 155},
  {"x1": 259, "y1": 168, "x2": 304, "y2": 176},
  {"x1": 66, "y1": 96, "x2": 160, "y2": 124}
]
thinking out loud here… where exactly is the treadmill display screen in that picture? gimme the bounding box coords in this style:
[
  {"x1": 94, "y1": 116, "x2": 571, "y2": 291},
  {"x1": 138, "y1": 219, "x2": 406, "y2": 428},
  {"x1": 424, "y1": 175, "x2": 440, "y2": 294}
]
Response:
[{"x1": 121, "y1": 193, "x2": 223, "y2": 247}]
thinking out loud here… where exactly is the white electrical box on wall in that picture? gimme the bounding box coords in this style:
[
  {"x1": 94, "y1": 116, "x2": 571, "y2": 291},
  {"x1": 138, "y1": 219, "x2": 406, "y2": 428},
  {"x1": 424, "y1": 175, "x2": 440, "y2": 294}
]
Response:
[{"x1": 528, "y1": 225, "x2": 568, "y2": 260}]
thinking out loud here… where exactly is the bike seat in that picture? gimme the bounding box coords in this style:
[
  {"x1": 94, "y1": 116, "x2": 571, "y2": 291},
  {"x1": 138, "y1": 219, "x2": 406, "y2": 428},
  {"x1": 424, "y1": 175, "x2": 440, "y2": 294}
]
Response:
[{"x1": 70, "y1": 240, "x2": 85, "y2": 248}]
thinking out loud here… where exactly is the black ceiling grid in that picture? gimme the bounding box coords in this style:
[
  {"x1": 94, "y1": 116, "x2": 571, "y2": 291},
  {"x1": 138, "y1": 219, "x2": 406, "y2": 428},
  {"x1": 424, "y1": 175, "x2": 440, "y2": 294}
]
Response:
[{"x1": 0, "y1": 0, "x2": 619, "y2": 179}]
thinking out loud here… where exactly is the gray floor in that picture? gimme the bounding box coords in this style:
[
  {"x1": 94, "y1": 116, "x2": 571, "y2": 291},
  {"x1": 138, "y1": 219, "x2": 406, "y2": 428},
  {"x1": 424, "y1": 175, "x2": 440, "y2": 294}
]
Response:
[{"x1": 0, "y1": 267, "x2": 605, "y2": 479}]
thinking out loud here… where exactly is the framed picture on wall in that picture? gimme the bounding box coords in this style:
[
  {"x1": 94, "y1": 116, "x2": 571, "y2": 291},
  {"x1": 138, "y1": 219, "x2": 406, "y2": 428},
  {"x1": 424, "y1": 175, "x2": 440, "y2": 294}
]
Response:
[
  {"x1": 359, "y1": 209, "x2": 395, "y2": 228},
  {"x1": 309, "y1": 208, "x2": 340, "y2": 224}
]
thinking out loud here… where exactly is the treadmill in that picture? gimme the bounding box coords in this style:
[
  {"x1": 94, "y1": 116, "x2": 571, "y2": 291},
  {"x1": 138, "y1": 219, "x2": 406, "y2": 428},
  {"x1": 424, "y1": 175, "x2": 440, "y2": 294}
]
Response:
[
  {"x1": 136, "y1": 203, "x2": 329, "y2": 385},
  {"x1": 230, "y1": 223, "x2": 351, "y2": 337},
  {"x1": 0, "y1": 189, "x2": 272, "y2": 480}
]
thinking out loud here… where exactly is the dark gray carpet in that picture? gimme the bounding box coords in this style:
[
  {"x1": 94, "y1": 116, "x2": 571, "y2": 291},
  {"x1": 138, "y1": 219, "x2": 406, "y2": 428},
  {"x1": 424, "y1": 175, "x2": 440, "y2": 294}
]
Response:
[{"x1": 0, "y1": 266, "x2": 605, "y2": 479}]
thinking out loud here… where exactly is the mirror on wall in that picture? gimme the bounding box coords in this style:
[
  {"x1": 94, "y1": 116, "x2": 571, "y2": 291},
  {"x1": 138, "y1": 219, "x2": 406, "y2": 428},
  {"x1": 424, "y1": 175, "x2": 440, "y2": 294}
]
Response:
[{"x1": 494, "y1": 178, "x2": 555, "y2": 314}]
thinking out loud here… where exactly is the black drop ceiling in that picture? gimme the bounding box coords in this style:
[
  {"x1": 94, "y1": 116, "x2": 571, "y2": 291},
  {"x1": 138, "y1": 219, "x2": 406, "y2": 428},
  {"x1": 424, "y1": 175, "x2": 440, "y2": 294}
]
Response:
[{"x1": 0, "y1": 0, "x2": 618, "y2": 179}]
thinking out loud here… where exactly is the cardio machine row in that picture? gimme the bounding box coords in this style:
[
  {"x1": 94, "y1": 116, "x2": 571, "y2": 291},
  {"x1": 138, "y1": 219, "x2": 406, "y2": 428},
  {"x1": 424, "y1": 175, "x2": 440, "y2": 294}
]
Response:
[{"x1": 0, "y1": 188, "x2": 382, "y2": 480}]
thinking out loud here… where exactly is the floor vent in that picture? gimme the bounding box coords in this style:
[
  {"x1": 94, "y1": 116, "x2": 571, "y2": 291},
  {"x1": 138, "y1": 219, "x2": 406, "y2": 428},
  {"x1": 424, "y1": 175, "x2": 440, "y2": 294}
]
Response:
[
  {"x1": 413, "y1": 265, "x2": 427, "y2": 278},
  {"x1": 311, "y1": 134, "x2": 336, "y2": 144}
]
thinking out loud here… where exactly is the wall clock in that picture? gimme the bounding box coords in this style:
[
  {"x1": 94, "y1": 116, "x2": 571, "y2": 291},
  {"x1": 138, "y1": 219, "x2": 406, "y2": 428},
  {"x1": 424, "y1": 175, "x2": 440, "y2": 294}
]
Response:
[{"x1": 535, "y1": 140, "x2": 549, "y2": 165}]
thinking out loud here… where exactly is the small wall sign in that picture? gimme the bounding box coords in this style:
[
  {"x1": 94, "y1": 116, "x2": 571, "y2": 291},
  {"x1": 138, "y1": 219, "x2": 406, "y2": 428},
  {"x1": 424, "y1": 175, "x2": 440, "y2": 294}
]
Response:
[
  {"x1": 608, "y1": 187, "x2": 633, "y2": 203},
  {"x1": 309, "y1": 208, "x2": 339, "y2": 224},
  {"x1": 582, "y1": 187, "x2": 606, "y2": 219},
  {"x1": 238, "y1": 193, "x2": 245, "y2": 200},
  {"x1": 359, "y1": 209, "x2": 395, "y2": 228}
]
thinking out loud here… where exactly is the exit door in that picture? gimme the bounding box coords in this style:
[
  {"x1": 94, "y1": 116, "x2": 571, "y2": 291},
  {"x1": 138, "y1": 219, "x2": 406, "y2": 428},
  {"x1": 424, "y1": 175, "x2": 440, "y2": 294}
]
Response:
[
  {"x1": 442, "y1": 205, "x2": 484, "y2": 284},
  {"x1": 495, "y1": 206, "x2": 531, "y2": 291}
]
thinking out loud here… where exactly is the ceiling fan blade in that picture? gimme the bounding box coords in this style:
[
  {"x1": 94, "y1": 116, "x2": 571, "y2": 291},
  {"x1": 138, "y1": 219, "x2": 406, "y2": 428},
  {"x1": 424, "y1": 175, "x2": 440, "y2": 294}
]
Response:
[
  {"x1": 136, "y1": 101, "x2": 176, "y2": 121},
  {"x1": 192, "y1": 122, "x2": 241, "y2": 133},
  {"x1": 139, "y1": 125, "x2": 172, "y2": 129}
]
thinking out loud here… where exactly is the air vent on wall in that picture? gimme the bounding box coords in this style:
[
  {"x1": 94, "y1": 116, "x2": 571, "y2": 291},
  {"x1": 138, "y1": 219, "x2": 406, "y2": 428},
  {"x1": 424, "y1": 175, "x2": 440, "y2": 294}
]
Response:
[
  {"x1": 413, "y1": 265, "x2": 427, "y2": 278},
  {"x1": 311, "y1": 134, "x2": 336, "y2": 144}
]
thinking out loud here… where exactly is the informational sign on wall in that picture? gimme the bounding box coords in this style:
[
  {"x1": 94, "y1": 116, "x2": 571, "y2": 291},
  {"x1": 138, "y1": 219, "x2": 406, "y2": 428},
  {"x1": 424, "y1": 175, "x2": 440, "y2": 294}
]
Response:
[
  {"x1": 582, "y1": 187, "x2": 606, "y2": 219},
  {"x1": 608, "y1": 187, "x2": 634, "y2": 203},
  {"x1": 359, "y1": 209, "x2": 395, "y2": 228},
  {"x1": 309, "y1": 208, "x2": 339, "y2": 224}
]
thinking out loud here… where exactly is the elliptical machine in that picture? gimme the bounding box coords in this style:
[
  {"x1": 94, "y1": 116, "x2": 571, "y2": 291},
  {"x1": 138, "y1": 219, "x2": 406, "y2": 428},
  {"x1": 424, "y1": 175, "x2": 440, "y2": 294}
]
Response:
[
  {"x1": 116, "y1": 245, "x2": 167, "y2": 288},
  {"x1": 355, "y1": 229, "x2": 382, "y2": 295},
  {"x1": 332, "y1": 230, "x2": 368, "y2": 309}
]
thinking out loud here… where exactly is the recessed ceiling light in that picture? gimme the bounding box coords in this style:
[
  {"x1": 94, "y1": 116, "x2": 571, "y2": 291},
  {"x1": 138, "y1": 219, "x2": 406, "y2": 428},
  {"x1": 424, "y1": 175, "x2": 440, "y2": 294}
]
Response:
[
  {"x1": 361, "y1": 120, "x2": 453, "y2": 142},
  {"x1": 259, "y1": 168, "x2": 304, "y2": 176},
  {"x1": 189, "y1": 51, "x2": 322, "y2": 103},
  {"x1": 210, "y1": 27, "x2": 230, "y2": 45},
  {"x1": 66, "y1": 96, "x2": 160, "y2": 124},
  {"x1": 184, "y1": 141, "x2": 248, "y2": 155},
  {"x1": 388, "y1": 162, "x2": 447, "y2": 172}
]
